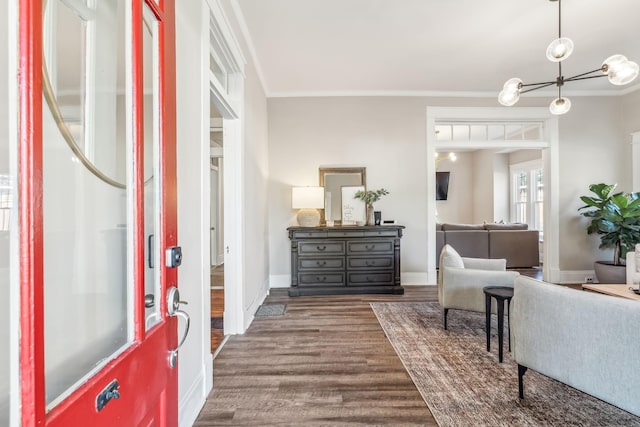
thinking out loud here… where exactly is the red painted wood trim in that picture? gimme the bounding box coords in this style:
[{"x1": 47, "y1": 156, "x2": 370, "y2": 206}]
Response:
[
  {"x1": 158, "y1": 0, "x2": 178, "y2": 422},
  {"x1": 132, "y1": 0, "x2": 146, "y2": 342},
  {"x1": 19, "y1": 0, "x2": 45, "y2": 425}
]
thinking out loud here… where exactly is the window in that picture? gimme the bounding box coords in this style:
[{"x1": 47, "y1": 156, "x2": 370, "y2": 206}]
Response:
[
  {"x1": 510, "y1": 161, "x2": 544, "y2": 240},
  {"x1": 0, "y1": 175, "x2": 11, "y2": 231}
]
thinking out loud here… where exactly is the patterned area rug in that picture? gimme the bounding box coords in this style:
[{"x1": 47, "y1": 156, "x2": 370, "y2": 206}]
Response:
[
  {"x1": 254, "y1": 304, "x2": 286, "y2": 317},
  {"x1": 371, "y1": 302, "x2": 640, "y2": 427}
]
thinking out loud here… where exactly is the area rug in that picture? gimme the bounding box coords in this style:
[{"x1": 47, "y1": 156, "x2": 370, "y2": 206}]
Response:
[
  {"x1": 254, "y1": 303, "x2": 286, "y2": 317},
  {"x1": 371, "y1": 302, "x2": 640, "y2": 427}
]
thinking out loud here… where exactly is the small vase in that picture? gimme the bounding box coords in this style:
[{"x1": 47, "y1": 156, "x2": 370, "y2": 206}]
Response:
[{"x1": 366, "y1": 204, "x2": 374, "y2": 226}]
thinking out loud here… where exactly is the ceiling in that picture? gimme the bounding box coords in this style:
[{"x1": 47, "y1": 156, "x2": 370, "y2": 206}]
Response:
[{"x1": 235, "y1": 0, "x2": 640, "y2": 97}]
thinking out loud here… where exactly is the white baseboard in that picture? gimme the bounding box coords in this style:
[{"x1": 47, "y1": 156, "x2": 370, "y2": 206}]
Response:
[
  {"x1": 178, "y1": 365, "x2": 208, "y2": 427},
  {"x1": 557, "y1": 269, "x2": 595, "y2": 284},
  {"x1": 401, "y1": 272, "x2": 429, "y2": 285},
  {"x1": 269, "y1": 274, "x2": 291, "y2": 288}
]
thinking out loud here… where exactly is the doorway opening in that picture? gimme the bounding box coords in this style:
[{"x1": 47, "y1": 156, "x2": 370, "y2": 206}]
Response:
[
  {"x1": 210, "y1": 113, "x2": 224, "y2": 355},
  {"x1": 426, "y1": 107, "x2": 559, "y2": 284}
]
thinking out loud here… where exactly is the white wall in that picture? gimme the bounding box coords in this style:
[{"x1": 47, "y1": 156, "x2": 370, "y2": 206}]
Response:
[
  {"x1": 557, "y1": 97, "x2": 628, "y2": 271},
  {"x1": 175, "y1": 1, "x2": 210, "y2": 424},
  {"x1": 435, "y1": 152, "x2": 473, "y2": 224},
  {"x1": 267, "y1": 94, "x2": 636, "y2": 284}
]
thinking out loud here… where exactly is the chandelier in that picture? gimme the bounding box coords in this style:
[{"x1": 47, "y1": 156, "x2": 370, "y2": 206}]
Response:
[{"x1": 498, "y1": 0, "x2": 639, "y2": 115}]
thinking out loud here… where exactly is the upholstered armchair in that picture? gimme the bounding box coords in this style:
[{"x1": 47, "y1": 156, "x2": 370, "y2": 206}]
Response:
[
  {"x1": 438, "y1": 244, "x2": 520, "y2": 329},
  {"x1": 627, "y1": 244, "x2": 640, "y2": 286}
]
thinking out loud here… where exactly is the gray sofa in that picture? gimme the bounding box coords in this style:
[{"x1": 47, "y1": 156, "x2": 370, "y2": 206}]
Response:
[
  {"x1": 436, "y1": 223, "x2": 539, "y2": 268},
  {"x1": 512, "y1": 276, "x2": 640, "y2": 416}
]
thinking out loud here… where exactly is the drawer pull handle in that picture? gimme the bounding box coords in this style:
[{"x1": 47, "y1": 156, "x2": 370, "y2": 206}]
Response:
[
  {"x1": 366, "y1": 276, "x2": 373, "y2": 282},
  {"x1": 365, "y1": 245, "x2": 375, "y2": 251},
  {"x1": 317, "y1": 245, "x2": 327, "y2": 251},
  {"x1": 316, "y1": 276, "x2": 326, "y2": 282},
  {"x1": 366, "y1": 261, "x2": 376, "y2": 266},
  {"x1": 317, "y1": 261, "x2": 326, "y2": 266}
]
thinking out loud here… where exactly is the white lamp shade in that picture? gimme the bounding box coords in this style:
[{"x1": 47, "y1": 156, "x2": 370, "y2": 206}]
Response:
[
  {"x1": 549, "y1": 97, "x2": 571, "y2": 115},
  {"x1": 602, "y1": 54, "x2": 639, "y2": 85},
  {"x1": 291, "y1": 186, "x2": 325, "y2": 209},
  {"x1": 546, "y1": 37, "x2": 574, "y2": 62},
  {"x1": 498, "y1": 88, "x2": 520, "y2": 106}
]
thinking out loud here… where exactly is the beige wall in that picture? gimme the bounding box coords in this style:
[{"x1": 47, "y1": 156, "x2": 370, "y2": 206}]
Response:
[
  {"x1": 435, "y1": 152, "x2": 473, "y2": 224},
  {"x1": 267, "y1": 94, "x2": 636, "y2": 283}
]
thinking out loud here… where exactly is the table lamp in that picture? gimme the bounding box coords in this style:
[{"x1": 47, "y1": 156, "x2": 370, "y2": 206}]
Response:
[{"x1": 292, "y1": 186, "x2": 324, "y2": 227}]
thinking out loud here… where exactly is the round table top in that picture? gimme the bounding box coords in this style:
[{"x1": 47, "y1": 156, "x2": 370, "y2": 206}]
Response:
[{"x1": 482, "y1": 285, "x2": 514, "y2": 299}]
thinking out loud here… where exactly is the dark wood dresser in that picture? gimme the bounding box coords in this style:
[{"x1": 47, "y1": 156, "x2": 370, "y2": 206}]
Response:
[{"x1": 287, "y1": 225, "x2": 405, "y2": 296}]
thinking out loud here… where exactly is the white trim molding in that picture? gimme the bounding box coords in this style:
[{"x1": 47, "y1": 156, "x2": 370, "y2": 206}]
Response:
[{"x1": 631, "y1": 131, "x2": 640, "y2": 192}]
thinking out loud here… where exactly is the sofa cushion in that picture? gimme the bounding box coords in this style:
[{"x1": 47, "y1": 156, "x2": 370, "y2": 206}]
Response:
[
  {"x1": 445, "y1": 230, "x2": 490, "y2": 259},
  {"x1": 441, "y1": 223, "x2": 484, "y2": 231},
  {"x1": 484, "y1": 222, "x2": 528, "y2": 230},
  {"x1": 489, "y1": 230, "x2": 539, "y2": 267}
]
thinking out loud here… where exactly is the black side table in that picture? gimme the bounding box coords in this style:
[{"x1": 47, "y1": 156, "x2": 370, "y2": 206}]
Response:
[{"x1": 483, "y1": 286, "x2": 514, "y2": 363}]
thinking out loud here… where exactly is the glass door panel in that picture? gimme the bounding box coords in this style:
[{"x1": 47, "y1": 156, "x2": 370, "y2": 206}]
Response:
[
  {"x1": 42, "y1": 0, "x2": 130, "y2": 408},
  {"x1": 143, "y1": 4, "x2": 160, "y2": 331}
]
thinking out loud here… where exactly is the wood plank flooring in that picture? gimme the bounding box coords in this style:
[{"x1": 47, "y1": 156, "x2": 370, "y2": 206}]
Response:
[{"x1": 194, "y1": 287, "x2": 438, "y2": 426}]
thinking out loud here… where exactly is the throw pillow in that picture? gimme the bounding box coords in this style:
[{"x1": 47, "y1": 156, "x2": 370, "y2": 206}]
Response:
[{"x1": 440, "y1": 244, "x2": 464, "y2": 269}]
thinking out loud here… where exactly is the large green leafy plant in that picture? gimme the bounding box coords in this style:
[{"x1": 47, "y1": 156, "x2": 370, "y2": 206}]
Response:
[{"x1": 578, "y1": 183, "x2": 640, "y2": 265}]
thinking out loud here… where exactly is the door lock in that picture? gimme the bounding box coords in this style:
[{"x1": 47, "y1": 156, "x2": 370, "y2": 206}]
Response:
[{"x1": 165, "y1": 246, "x2": 182, "y2": 268}]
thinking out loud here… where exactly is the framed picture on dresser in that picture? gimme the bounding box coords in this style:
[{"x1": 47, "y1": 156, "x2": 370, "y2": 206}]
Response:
[{"x1": 341, "y1": 185, "x2": 365, "y2": 225}]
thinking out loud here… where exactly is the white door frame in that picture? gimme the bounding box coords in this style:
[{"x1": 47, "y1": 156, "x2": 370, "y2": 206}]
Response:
[
  {"x1": 426, "y1": 107, "x2": 560, "y2": 283},
  {"x1": 202, "y1": 0, "x2": 246, "y2": 340}
]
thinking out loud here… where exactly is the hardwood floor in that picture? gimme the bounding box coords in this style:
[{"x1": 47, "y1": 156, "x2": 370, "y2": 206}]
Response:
[{"x1": 194, "y1": 287, "x2": 438, "y2": 426}]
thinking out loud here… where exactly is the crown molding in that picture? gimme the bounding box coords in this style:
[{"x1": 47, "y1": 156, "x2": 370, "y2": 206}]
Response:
[{"x1": 267, "y1": 84, "x2": 640, "y2": 99}]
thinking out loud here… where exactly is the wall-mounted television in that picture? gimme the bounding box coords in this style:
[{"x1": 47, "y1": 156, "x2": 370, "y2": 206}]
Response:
[{"x1": 436, "y1": 171, "x2": 450, "y2": 201}]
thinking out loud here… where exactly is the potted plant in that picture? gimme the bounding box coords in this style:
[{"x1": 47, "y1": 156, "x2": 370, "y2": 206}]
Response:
[
  {"x1": 578, "y1": 183, "x2": 640, "y2": 283},
  {"x1": 354, "y1": 188, "x2": 389, "y2": 225}
]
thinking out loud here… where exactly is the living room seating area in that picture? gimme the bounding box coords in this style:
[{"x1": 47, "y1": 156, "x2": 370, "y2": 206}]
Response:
[{"x1": 436, "y1": 222, "x2": 540, "y2": 268}]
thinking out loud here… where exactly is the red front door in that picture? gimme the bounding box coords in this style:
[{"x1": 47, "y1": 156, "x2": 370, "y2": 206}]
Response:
[{"x1": 19, "y1": 0, "x2": 180, "y2": 425}]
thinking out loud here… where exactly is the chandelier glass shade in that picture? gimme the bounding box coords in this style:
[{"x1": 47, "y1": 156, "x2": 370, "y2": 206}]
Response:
[{"x1": 498, "y1": 0, "x2": 639, "y2": 115}]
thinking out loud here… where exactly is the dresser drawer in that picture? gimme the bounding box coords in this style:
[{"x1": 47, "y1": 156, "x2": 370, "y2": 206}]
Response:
[
  {"x1": 363, "y1": 230, "x2": 399, "y2": 237},
  {"x1": 299, "y1": 273, "x2": 346, "y2": 286},
  {"x1": 347, "y1": 240, "x2": 393, "y2": 254},
  {"x1": 298, "y1": 241, "x2": 345, "y2": 255},
  {"x1": 347, "y1": 272, "x2": 394, "y2": 285},
  {"x1": 299, "y1": 257, "x2": 345, "y2": 270},
  {"x1": 292, "y1": 230, "x2": 328, "y2": 239},
  {"x1": 347, "y1": 256, "x2": 393, "y2": 269},
  {"x1": 328, "y1": 230, "x2": 364, "y2": 238}
]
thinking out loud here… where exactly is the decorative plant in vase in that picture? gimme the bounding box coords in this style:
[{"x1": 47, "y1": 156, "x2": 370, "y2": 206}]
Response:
[
  {"x1": 354, "y1": 188, "x2": 389, "y2": 225},
  {"x1": 578, "y1": 183, "x2": 640, "y2": 283}
]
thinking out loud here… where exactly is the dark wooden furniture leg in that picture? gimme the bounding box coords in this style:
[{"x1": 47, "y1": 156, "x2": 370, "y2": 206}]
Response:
[
  {"x1": 485, "y1": 293, "x2": 491, "y2": 352},
  {"x1": 497, "y1": 297, "x2": 505, "y2": 362},
  {"x1": 443, "y1": 308, "x2": 448, "y2": 330},
  {"x1": 518, "y1": 364, "x2": 528, "y2": 399}
]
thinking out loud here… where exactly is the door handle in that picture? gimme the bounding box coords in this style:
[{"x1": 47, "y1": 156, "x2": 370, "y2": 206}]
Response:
[{"x1": 167, "y1": 287, "x2": 190, "y2": 368}]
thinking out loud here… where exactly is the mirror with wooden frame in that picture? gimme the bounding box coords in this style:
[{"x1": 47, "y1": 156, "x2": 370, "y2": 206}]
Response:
[{"x1": 319, "y1": 167, "x2": 366, "y2": 225}]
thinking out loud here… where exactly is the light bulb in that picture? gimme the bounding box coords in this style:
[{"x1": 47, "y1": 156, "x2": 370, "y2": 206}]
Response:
[
  {"x1": 602, "y1": 54, "x2": 639, "y2": 85},
  {"x1": 546, "y1": 38, "x2": 574, "y2": 62},
  {"x1": 549, "y1": 97, "x2": 571, "y2": 115},
  {"x1": 498, "y1": 88, "x2": 520, "y2": 106},
  {"x1": 449, "y1": 153, "x2": 457, "y2": 162}
]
